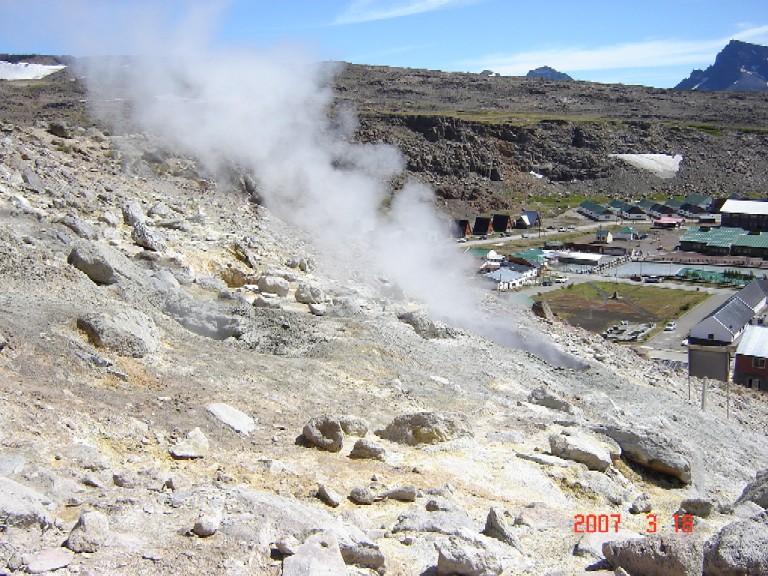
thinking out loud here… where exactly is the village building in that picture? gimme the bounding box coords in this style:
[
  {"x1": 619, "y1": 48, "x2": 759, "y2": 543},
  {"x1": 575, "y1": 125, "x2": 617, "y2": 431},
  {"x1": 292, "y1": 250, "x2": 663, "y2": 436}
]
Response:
[
  {"x1": 607, "y1": 200, "x2": 646, "y2": 220},
  {"x1": 720, "y1": 199, "x2": 768, "y2": 232},
  {"x1": 689, "y1": 279, "x2": 768, "y2": 345},
  {"x1": 578, "y1": 201, "x2": 614, "y2": 221},
  {"x1": 472, "y1": 216, "x2": 494, "y2": 236},
  {"x1": 679, "y1": 226, "x2": 768, "y2": 258},
  {"x1": 652, "y1": 216, "x2": 685, "y2": 229},
  {"x1": 595, "y1": 228, "x2": 613, "y2": 243},
  {"x1": 515, "y1": 210, "x2": 539, "y2": 229},
  {"x1": 615, "y1": 226, "x2": 640, "y2": 241},
  {"x1": 680, "y1": 193, "x2": 713, "y2": 218},
  {"x1": 734, "y1": 325, "x2": 768, "y2": 390},
  {"x1": 484, "y1": 267, "x2": 537, "y2": 290},
  {"x1": 452, "y1": 219, "x2": 471, "y2": 238},
  {"x1": 491, "y1": 214, "x2": 513, "y2": 233}
]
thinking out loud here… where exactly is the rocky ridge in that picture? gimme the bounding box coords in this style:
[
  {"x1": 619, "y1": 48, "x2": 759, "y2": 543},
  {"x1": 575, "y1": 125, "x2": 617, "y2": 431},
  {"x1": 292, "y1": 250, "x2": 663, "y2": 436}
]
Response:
[{"x1": 1, "y1": 119, "x2": 768, "y2": 575}]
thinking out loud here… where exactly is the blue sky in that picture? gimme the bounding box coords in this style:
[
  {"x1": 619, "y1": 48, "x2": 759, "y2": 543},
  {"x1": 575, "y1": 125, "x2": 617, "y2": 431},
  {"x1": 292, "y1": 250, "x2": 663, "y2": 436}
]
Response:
[{"x1": 1, "y1": 0, "x2": 767, "y2": 87}]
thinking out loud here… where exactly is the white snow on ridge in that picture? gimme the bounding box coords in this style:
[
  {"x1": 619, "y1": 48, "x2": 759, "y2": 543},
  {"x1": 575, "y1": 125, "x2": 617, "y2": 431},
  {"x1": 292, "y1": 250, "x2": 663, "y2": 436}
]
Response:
[
  {"x1": 0, "y1": 62, "x2": 66, "y2": 80},
  {"x1": 609, "y1": 153, "x2": 683, "y2": 179}
]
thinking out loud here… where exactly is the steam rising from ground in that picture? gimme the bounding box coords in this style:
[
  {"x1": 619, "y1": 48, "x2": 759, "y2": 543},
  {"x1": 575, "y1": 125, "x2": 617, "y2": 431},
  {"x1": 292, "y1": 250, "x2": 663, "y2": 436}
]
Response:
[{"x1": 79, "y1": 8, "x2": 583, "y2": 368}]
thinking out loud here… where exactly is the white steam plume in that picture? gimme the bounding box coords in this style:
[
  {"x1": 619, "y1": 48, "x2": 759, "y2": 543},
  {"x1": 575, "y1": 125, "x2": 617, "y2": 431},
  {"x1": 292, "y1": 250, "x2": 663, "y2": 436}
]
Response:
[{"x1": 77, "y1": 5, "x2": 581, "y2": 368}]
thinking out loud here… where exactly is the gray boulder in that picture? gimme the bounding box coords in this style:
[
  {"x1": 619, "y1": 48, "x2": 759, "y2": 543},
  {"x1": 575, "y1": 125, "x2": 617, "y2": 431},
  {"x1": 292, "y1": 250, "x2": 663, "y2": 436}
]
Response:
[
  {"x1": 77, "y1": 308, "x2": 160, "y2": 357},
  {"x1": 192, "y1": 513, "x2": 221, "y2": 538},
  {"x1": 131, "y1": 221, "x2": 166, "y2": 252},
  {"x1": 206, "y1": 403, "x2": 256, "y2": 435},
  {"x1": 393, "y1": 509, "x2": 476, "y2": 536},
  {"x1": 308, "y1": 303, "x2": 327, "y2": 316},
  {"x1": 67, "y1": 240, "x2": 140, "y2": 285},
  {"x1": 23, "y1": 548, "x2": 74, "y2": 574},
  {"x1": 383, "y1": 485, "x2": 418, "y2": 502},
  {"x1": 169, "y1": 427, "x2": 209, "y2": 459},
  {"x1": 528, "y1": 386, "x2": 574, "y2": 413},
  {"x1": 376, "y1": 412, "x2": 473, "y2": 445},
  {"x1": 679, "y1": 497, "x2": 715, "y2": 518},
  {"x1": 397, "y1": 310, "x2": 457, "y2": 339},
  {"x1": 316, "y1": 483, "x2": 343, "y2": 508},
  {"x1": 164, "y1": 293, "x2": 246, "y2": 340},
  {"x1": 349, "y1": 487, "x2": 376, "y2": 505},
  {"x1": 629, "y1": 493, "x2": 653, "y2": 514},
  {"x1": 122, "y1": 200, "x2": 146, "y2": 226},
  {"x1": 595, "y1": 425, "x2": 696, "y2": 484},
  {"x1": 349, "y1": 438, "x2": 386, "y2": 460},
  {"x1": 736, "y1": 468, "x2": 768, "y2": 508},
  {"x1": 283, "y1": 531, "x2": 347, "y2": 576},
  {"x1": 482, "y1": 507, "x2": 522, "y2": 550},
  {"x1": 703, "y1": 513, "x2": 768, "y2": 575},
  {"x1": 303, "y1": 416, "x2": 344, "y2": 452},
  {"x1": 548, "y1": 431, "x2": 614, "y2": 471},
  {"x1": 339, "y1": 415, "x2": 369, "y2": 437},
  {"x1": 0, "y1": 477, "x2": 53, "y2": 529},
  {"x1": 257, "y1": 275, "x2": 290, "y2": 297},
  {"x1": 58, "y1": 215, "x2": 98, "y2": 239},
  {"x1": 603, "y1": 534, "x2": 705, "y2": 576},
  {"x1": 295, "y1": 283, "x2": 325, "y2": 304},
  {"x1": 436, "y1": 536, "x2": 503, "y2": 576},
  {"x1": 66, "y1": 511, "x2": 110, "y2": 553}
]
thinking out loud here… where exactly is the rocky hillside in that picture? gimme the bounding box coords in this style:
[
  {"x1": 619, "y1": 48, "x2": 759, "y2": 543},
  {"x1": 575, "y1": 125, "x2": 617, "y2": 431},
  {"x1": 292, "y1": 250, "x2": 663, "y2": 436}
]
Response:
[
  {"x1": 1, "y1": 99, "x2": 768, "y2": 574},
  {"x1": 3, "y1": 59, "x2": 768, "y2": 220},
  {"x1": 677, "y1": 40, "x2": 768, "y2": 92}
]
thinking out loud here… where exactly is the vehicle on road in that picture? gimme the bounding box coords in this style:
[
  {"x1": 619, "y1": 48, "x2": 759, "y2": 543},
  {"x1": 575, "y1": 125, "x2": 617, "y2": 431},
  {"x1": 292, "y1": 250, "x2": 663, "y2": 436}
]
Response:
[
  {"x1": 664, "y1": 322, "x2": 677, "y2": 331},
  {"x1": 554, "y1": 276, "x2": 568, "y2": 283},
  {"x1": 558, "y1": 227, "x2": 567, "y2": 232},
  {"x1": 644, "y1": 275, "x2": 661, "y2": 283},
  {"x1": 457, "y1": 238, "x2": 467, "y2": 243},
  {"x1": 542, "y1": 280, "x2": 553, "y2": 286},
  {"x1": 522, "y1": 233, "x2": 530, "y2": 238}
]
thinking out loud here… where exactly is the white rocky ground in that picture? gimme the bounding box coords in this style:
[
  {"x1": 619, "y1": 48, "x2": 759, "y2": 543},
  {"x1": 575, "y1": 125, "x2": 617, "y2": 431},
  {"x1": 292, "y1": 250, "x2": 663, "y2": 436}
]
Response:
[{"x1": 1, "y1": 122, "x2": 767, "y2": 575}]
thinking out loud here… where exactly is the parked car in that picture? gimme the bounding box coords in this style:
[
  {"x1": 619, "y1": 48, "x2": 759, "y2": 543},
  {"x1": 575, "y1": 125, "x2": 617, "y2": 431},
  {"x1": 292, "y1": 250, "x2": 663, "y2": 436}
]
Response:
[
  {"x1": 567, "y1": 225, "x2": 577, "y2": 230},
  {"x1": 558, "y1": 227, "x2": 567, "y2": 232},
  {"x1": 521, "y1": 233, "x2": 530, "y2": 238},
  {"x1": 554, "y1": 276, "x2": 568, "y2": 283},
  {"x1": 664, "y1": 322, "x2": 677, "y2": 331},
  {"x1": 457, "y1": 238, "x2": 467, "y2": 243},
  {"x1": 542, "y1": 280, "x2": 553, "y2": 286},
  {"x1": 645, "y1": 275, "x2": 661, "y2": 283}
]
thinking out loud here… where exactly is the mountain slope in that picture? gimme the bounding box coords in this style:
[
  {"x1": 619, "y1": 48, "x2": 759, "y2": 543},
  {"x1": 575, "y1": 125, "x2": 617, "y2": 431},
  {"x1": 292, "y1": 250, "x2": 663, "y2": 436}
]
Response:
[{"x1": 676, "y1": 40, "x2": 768, "y2": 91}]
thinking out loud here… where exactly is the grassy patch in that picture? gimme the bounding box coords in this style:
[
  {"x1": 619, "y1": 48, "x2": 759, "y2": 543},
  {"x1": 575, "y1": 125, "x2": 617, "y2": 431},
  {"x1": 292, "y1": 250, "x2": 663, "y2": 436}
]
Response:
[{"x1": 533, "y1": 281, "x2": 710, "y2": 335}]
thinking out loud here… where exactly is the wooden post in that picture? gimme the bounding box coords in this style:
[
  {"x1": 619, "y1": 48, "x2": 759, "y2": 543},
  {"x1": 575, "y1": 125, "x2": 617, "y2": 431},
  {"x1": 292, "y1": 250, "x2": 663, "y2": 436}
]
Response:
[{"x1": 701, "y1": 379, "x2": 707, "y2": 411}]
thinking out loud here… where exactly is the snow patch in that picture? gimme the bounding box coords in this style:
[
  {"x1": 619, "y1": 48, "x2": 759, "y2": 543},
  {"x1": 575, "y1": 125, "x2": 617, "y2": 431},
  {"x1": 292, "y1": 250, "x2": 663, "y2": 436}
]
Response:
[
  {"x1": 609, "y1": 153, "x2": 682, "y2": 179},
  {"x1": 0, "y1": 62, "x2": 66, "y2": 80}
]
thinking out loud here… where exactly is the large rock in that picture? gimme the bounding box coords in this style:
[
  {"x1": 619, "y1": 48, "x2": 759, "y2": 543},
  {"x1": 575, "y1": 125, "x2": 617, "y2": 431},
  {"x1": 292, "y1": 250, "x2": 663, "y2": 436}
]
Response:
[
  {"x1": 735, "y1": 468, "x2": 768, "y2": 509},
  {"x1": 131, "y1": 221, "x2": 166, "y2": 252},
  {"x1": 24, "y1": 548, "x2": 74, "y2": 574},
  {"x1": 122, "y1": 200, "x2": 146, "y2": 226},
  {"x1": 528, "y1": 386, "x2": 574, "y2": 413},
  {"x1": 77, "y1": 308, "x2": 160, "y2": 357},
  {"x1": 283, "y1": 531, "x2": 348, "y2": 576},
  {"x1": 397, "y1": 310, "x2": 457, "y2": 339},
  {"x1": 436, "y1": 536, "x2": 503, "y2": 576},
  {"x1": 66, "y1": 511, "x2": 110, "y2": 553},
  {"x1": 549, "y1": 431, "x2": 614, "y2": 471},
  {"x1": 206, "y1": 403, "x2": 256, "y2": 435},
  {"x1": 392, "y1": 509, "x2": 476, "y2": 536},
  {"x1": 0, "y1": 477, "x2": 53, "y2": 529},
  {"x1": 67, "y1": 240, "x2": 140, "y2": 285},
  {"x1": 169, "y1": 427, "x2": 209, "y2": 459},
  {"x1": 595, "y1": 425, "x2": 695, "y2": 484},
  {"x1": 703, "y1": 513, "x2": 768, "y2": 575},
  {"x1": 482, "y1": 507, "x2": 522, "y2": 550},
  {"x1": 603, "y1": 534, "x2": 705, "y2": 576},
  {"x1": 303, "y1": 416, "x2": 344, "y2": 452},
  {"x1": 294, "y1": 283, "x2": 325, "y2": 304},
  {"x1": 349, "y1": 438, "x2": 386, "y2": 460},
  {"x1": 376, "y1": 412, "x2": 473, "y2": 445},
  {"x1": 257, "y1": 275, "x2": 290, "y2": 297}
]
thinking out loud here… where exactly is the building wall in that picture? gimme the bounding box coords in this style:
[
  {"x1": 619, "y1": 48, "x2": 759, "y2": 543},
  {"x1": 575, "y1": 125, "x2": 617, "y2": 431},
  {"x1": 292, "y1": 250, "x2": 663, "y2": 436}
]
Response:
[
  {"x1": 690, "y1": 317, "x2": 735, "y2": 344},
  {"x1": 722, "y1": 212, "x2": 768, "y2": 232},
  {"x1": 734, "y1": 354, "x2": 768, "y2": 389}
]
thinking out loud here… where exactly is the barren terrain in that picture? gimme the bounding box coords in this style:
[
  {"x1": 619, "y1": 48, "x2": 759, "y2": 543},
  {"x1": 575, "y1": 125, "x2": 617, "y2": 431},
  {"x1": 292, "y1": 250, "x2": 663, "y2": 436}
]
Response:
[{"x1": 0, "y1": 60, "x2": 767, "y2": 575}]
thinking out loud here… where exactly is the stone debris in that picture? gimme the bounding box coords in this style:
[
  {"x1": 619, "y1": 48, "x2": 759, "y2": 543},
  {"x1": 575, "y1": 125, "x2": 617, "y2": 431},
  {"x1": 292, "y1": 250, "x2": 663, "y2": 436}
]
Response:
[
  {"x1": 603, "y1": 534, "x2": 705, "y2": 576},
  {"x1": 548, "y1": 430, "x2": 614, "y2": 471},
  {"x1": 316, "y1": 483, "x2": 343, "y2": 508},
  {"x1": 339, "y1": 415, "x2": 369, "y2": 437},
  {"x1": 435, "y1": 536, "x2": 503, "y2": 576},
  {"x1": 629, "y1": 493, "x2": 653, "y2": 514},
  {"x1": 77, "y1": 308, "x2": 160, "y2": 357},
  {"x1": 169, "y1": 427, "x2": 210, "y2": 459},
  {"x1": 282, "y1": 531, "x2": 347, "y2": 576},
  {"x1": 0, "y1": 477, "x2": 53, "y2": 529},
  {"x1": 349, "y1": 438, "x2": 386, "y2": 460},
  {"x1": 383, "y1": 485, "x2": 418, "y2": 502},
  {"x1": 257, "y1": 275, "x2": 290, "y2": 297},
  {"x1": 482, "y1": 507, "x2": 522, "y2": 550},
  {"x1": 349, "y1": 486, "x2": 376, "y2": 505},
  {"x1": 294, "y1": 282, "x2": 325, "y2": 304},
  {"x1": 302, "y1": 416, "x2": 344, "y2": 452},
  {"x1": 66, "y1": 511, "x2": 111, "y2": 553},
  {"x1": 23, "y1": 548, "x2": 74, "y2": 574},
  {"x1": 376, "y1": 411, "x2": 473, "y2": 445},
  {"x1": 206, "y1": 402, "x2": 256, "y2": 435}
]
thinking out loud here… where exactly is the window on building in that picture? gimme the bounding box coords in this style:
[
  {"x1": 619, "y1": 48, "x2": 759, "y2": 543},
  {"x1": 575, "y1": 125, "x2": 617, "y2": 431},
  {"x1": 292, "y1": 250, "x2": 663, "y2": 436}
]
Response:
[
  {"x1": 754, "y1": 357, "x2": 767, "y2": 369},
  {"x1": 708, "y1": 333, "x2": 714, "y2": 340}
]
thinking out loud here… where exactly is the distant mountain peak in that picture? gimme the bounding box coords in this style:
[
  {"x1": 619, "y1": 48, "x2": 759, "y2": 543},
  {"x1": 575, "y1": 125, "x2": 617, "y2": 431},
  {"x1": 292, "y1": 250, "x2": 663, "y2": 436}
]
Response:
[
  {"x1": 676, "y1": 40, "x2": 768, "y2": 91},
  {"x1": 526, "y1": 66, "x2": 573, "y2": 81}
]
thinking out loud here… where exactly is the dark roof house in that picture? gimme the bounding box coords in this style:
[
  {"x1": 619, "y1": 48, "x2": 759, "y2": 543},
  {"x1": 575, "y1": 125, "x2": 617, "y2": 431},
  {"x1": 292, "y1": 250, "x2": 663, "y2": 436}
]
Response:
[
  {"x1": 492, "y1": 214, "x2": 513, "y2": 232},
  {"x1": 472, "y1": 217, "x2": 494, "y2": 236}
]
